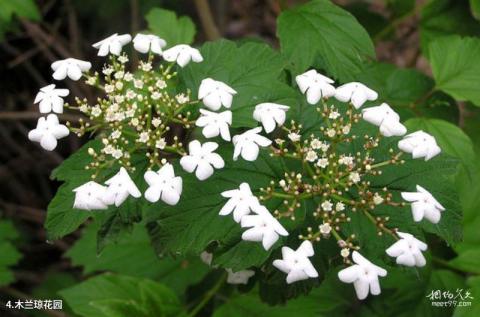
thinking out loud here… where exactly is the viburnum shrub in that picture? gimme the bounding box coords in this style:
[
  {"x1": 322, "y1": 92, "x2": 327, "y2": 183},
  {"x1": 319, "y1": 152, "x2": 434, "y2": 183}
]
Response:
[{"x1": 30, "y1": 29, "x2": 457, "y2": 302}]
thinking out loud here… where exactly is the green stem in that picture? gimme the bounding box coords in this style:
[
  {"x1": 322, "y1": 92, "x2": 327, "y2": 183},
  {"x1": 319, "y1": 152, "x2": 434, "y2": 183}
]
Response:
[{"x1": 187, "y1": 273, "x2": 226, "y2": 317}]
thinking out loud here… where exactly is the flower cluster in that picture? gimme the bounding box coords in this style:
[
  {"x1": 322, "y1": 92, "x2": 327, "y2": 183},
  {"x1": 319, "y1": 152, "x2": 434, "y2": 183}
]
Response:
[
  {"x1": 216, "y1": 69, "x2": 444, "y2": 300},
  {"x1": 29, "y1": 33, "x2": 244, "y2": 209}
]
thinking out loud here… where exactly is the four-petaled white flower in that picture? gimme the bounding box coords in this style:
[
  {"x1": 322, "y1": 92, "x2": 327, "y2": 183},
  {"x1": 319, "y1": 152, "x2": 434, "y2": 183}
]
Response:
[
  {"x1": 334, "y1": 82, "x2": 378, "y2": 109},
  {"x1": 34, "y1": 84, "x2": 69, "y2": 113},
  {"x1": 93, "y1": 33, "x2": 132, "y2": 56},
  {"x1": 51, "y1": 58, "x2": 92, "y2": 81},
  {"x1": 195, "y1": 109, "x2": 232, "y2": 141},
  {"x1": 162, "y1": 44, "x2": 203, "y2": 67},
  {"x1": 180, "y1": 140, "x2": 225, "y2": 181},
  {"x1": 273, "y1": 240, "x2": 319, "y2": 284},
  {"x1": 220, "y1": 183, "x2": 260, "y2": 222},
  {"x1": 401, "y1": 185, "x2": 445, "y2": 223},
  {"x1": 240, "y1": 205, "x2": 288, "y2": 250},
  {"x1": 338, "y1": 251, "x2": 387, "y2": 300},
  {"x1": 226, "y1": 269, "x2": 255, "y2": 285},
  {"x1": 198, "y1": 78, "x2": 237, "y2": 111},
  {"x1": 72, "y1": 181, "x2": 108, "y2": 210},
  {"x1": 253, "y1": 103, "x2": 289, "y2": 133},
  {"x1": 295, "y1": 69, "x2": 336, "y2": 104},
  {"x1": 232, "y1": 127, "x2": 272, "y2": 161},
  {"x1": 386, "y1": 232, "x2": 428, "y2": 267},
  {"x1": 28, "y1": 114, "x2": 69, "y2": 151},
  {"x1": 133, "y1": 34, "x2": 166, "y2": 54},
  {"x1": 102, "y1": 167, "x2": 141, "y2": 207},
  {"x1": 398, "y1": 130, "x2": 441, "y2": 161},
  {"x1": 362, "y1": 103, "x2": 407, "y2": 137},
  {"x1": 144, "y1": 163, "x2": 182, "y2": 205}
]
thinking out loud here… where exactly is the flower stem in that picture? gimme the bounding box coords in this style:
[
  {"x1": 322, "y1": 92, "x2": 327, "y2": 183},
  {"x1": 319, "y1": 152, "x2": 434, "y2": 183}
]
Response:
[{"x1": 187, "y1": 272, "x2": 226, "y2": 317}]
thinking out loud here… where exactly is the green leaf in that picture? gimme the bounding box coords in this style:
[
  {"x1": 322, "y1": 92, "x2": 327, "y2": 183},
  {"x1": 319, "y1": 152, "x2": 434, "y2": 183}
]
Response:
[
  {"x1": 429, "y1": 36, "x2": 480, "y2": 106},
  {"x1": 369, "y1": 143, "x2": 463, "y2": 245},
  {"x1": 67, "y1": 222, "x2": 209, "y2": 296},
  {"x1": 0, "y1": 0, "x2": 40, "y2": 39},
  {"x1": 46, "y1": 140, "x2": 149, "y2": 241},
  {"x1": 145, "y1": 8, "x2": 195, "y2": 46},
  {"x1": 420, "y1": 0, "x2": 480, "y2": 57},
  {"x1": 363, "y1": 269, "x2": 465, "y2": 317},
  {"x1": 277, "y1": 0, "x2": 375, "y2": 82},
  {"x1": 0, "y1": 221, "x2": 21, "y2": 286},
  {"x1": 60, "y1": 274, "x2": 182, "y2": 317},
  {"x1": 212, "y1": 291, "x2": 318, "y2": 317},
  {"x1": 471, "y1": 0, "x2": 480, "y2": 20},
  {"x1": 179, "y1": 39, "x2": 294, "y2": 128},
  {"x1": 145, "y1": 145, "x2": 284, "y2": 271},
  {"x1": 46, "y1": 141, "x2": 99, "y2": 239},
  {"x1": 449, "y1": 249, "x2": 480, "y2": 274},
  {"x1": 356, "y1": 63, "x2": 458, "y2": 122}
]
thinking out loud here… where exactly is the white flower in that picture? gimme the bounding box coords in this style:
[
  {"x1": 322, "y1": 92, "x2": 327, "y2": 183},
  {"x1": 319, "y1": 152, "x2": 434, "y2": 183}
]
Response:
[
  {"x1": 338, "y1": 155, "x2": 354, "y2": 165},
  {"x1": 305, "y1": 150, "x2": 318, "y2": 162},
  {"x1": 253, "y1": 103, "x2": 289, "y2": 133},
  {"x1": 156, "y1": 80, "x2": 167, "y2": 89},
  {"x1": 295, "y1": 69, "x2": 336, "y2": 104},
  {"x1": 319, "y1": 222, "x2": 331, "y2": 236},
  {"x1": 176, "y1": 93, "x2": 189, "y2": 104},
  {"x1": 118, "y1": 55, "x2": 129, "y2": 64},
  {"x1": 341, "y1": 248, "x2": 350, "y2": 258},
  {"x1": 144, "y1": 163, "x2": 182, "y2": 205},
  {"x1": 132, "y1": 33, "x2": 166, "y2": 54},
  {"x1": 288, "y1": 132, "x2": 301, "y2": 142},
  {"x1": 162, "y1": 44, "x2": 203, "y2": 67},
  {"x1": 111, "y1": 149, "x2": 123, "y2": 159},
  {"x1": 51, "y1": 58, "x2": 91, "y2": 81},
  {"x1": 273, "y1": 240, "x2": 318, "y2": 284},
  {"x1": 338, "y1": 251, "x2": 387, "y2": 300},
  {"x1": 226, "y1": 269, "x2": 255, "y2": 285},
  {"x1": 240, "y1": 205, "x2": 288, "y2": 250},
  {"x1": 102, "y1": 167, "x2": 141, "y2": 207},
  {"x1": 336, "y1": 202, "x2": 345, "y2": 211},
  {"x1": 134, "y1": 79, "x2": 144, "y2": 89},
  {"x1": 155, "y1": 138, "x2": 166, "y2": 149},
  {"x1": 138, "y1": 132, "x2": 149, "y2": 143},
  {"x1": 334, "y1": 82, "x2": 378, "y2": 109},
  {"x1": 398, "y1": 130, "x2": 441, "y2": 161},
  {"x1": 329, "y1": 110, "x2": 340, "y2": 120},
  {"x1": 92, "y1": 33, "x2": 132, "y2": 56},
  {"x1": 326, "y1": 128, "x2": 336, "y2": 138},
  {"x1": 362, "y1": 103, "x2": 407, "y2": 137},
  {"x1": 349, "y1": 172, "x2": 361, "y2": 184},
  {"x1": 317, "y1": 158, "x2": 328, "y2": 168},
  {"x1": 28, "y1": 114, "x2": 69, "y2": 151},
  {"x1": 152, "y1": 118, "x2": 162, "y2": 128},
  {"x1": 195, "y1": 109, "x2": 232, "y2": 141},
  {"x1": 310, "y1": 139, "x2": 322, "y2": 149},
  {"x1": 141, "y1": 62, "x2": 152, "y2": 72},
  {"x1": 34, "y1": 84, "x2": 69, "y2": 113},
  {"x1": 401, "y1": 185, "x2": 445, "y2": 223},
  {"x1": 373, "y1": 193, "x2": 384, "y2": 205},
  {"x1": 200, "y1": 251, "x2": 213, "y2": 266},
  {"x1": 220, "y1": 183, "x2": 260, "y2": 222},
  {"x1": 321, "y1": 200, "x2": 333, "y2": 211},
  {"x1": 180, "y1": 141, "x2": 224, "y2": 181},
  {"x1": 233, "y1": 127, "x2": 272, "y2": 161},
  {"x1": 72, "y1": 181, "x2": 108, "y2": 210},
  {"x1": 198, "y1": 78, "x2": 237, "y2": 111},
  {"x1": 386, "y1": 232, "x2": 428, "y2": 267}
]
